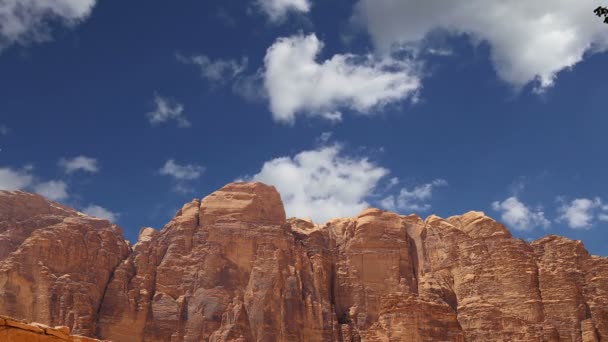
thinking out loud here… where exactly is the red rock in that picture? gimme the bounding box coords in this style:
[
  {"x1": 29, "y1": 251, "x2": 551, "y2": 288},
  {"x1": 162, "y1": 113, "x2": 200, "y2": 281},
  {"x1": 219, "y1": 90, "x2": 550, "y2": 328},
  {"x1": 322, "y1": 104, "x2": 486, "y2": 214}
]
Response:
[
  {"x1": 0, "y1": 314, "x2": 103, "y2": 341},
  {"x1": 0, "y1": 191, "x2": 131, "y2": 336},
  {"x1": 2, "y1": 184, "x2": 608, "y2": 341}
]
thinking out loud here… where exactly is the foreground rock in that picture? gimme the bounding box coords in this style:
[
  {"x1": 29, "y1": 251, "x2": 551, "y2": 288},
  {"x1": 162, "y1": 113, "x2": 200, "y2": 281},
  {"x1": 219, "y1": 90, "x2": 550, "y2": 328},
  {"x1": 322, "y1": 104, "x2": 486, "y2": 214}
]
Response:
[
  {"x1": 1, "y1": 184, "x2": 607, "y2": 341},
  {"x1": 0, "y1": 314, "x2": 104, "y2": 341}
]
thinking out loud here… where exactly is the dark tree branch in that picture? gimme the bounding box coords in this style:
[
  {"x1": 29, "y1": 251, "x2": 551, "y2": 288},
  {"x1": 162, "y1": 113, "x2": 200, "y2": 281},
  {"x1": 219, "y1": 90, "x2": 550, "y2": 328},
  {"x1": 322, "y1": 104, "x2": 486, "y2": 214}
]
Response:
[{"x1": 594, "y1": 6, "x2": 608, "y2": 23}]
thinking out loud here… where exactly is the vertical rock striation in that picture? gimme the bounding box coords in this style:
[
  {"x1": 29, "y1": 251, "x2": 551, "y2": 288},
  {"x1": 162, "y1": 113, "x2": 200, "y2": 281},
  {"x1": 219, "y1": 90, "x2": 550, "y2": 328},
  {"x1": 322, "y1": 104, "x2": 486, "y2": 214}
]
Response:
[
  {"x1": 1, "y1": 184, "x2": 607, "y2": 341},
  {"x1": 0, "y1": 190, "x2": 130, "y2": 336}
]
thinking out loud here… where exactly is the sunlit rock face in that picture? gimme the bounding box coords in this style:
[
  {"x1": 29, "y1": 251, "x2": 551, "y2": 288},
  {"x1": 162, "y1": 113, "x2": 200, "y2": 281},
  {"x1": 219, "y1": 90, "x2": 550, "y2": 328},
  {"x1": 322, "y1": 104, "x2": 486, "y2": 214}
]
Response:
[
  {"x1": 0, "y1": 190, "x2": 130, "y2": 337},
  {"x1": 1, "y1": 184, "x2": 607, "y2": 341}
]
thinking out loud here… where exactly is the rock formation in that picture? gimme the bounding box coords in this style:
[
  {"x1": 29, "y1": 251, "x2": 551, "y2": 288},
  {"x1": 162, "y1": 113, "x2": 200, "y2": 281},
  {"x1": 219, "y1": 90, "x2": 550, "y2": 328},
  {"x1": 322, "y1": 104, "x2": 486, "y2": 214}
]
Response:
[
  {"x1": 0, "y1": 314, "x2": 103, "y2": 341},
  {"x1": 0, "y1": 191, "x2": 130, "y2": 337},
  {"x1": 1, "y1": 184, "x2": 607, "y2": 341}
]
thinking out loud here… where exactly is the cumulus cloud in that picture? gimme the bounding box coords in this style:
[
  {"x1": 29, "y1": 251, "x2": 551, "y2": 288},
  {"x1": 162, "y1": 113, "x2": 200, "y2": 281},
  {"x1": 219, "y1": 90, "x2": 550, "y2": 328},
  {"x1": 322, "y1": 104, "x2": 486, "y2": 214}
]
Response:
[
  {"x1": 557, "y1": 197, "x2": 607, "y2": 229},
  {"x1": 256, "y1": 0, "x2": 311, "y2": 22},
  {"x1": 0, "y1": 0, "x2": 96, "y2": 51},
  {"x1": 263, "y1": 33, "x2": 421, "y2": 124},
  {"x1": 59, "y1": 156, "x2": 99, "y2": 174},
  {"x1": 147, "y1": 95, "x2": 190, "y2": 128},
  {"x1": 354, "y1": 0, "x2": 608, "y2": 89},
  {"x1": 250, "y1": 144, "x2": 389, "y2": 223},
  {"x1": 82, "y1": 204, "x2": 119, "y2": 222},
  {"x1": 0, "y1": 167, "x2": 34, "y2": 190},
  {"x1": 492, "y1": 196, "x2": 550, "y2": 231},
  {"x1": 380, "y1": 179, "x2": 447, "y2": 212},
  {"x1": 177, "y1": 54, "x2": 248, "y2": 83},
  {"x1": 33, "y1": 180, "x2": 68, "y2": 201}
]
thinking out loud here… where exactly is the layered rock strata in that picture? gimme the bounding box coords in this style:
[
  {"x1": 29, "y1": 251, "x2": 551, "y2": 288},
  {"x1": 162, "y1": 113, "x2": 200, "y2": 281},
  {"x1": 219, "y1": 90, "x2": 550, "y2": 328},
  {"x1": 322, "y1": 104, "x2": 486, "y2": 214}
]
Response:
[{"x1": 1, "y1": 184, "x2": 607, "y2": 341}]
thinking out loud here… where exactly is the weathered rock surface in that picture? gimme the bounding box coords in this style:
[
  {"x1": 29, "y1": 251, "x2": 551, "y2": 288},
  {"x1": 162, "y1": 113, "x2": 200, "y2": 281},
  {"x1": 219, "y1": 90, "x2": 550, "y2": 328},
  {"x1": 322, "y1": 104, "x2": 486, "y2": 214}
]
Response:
[
  {"x1": 1, "y1": 184, "x2": 607, "y2": 341},
  {"x1": 0, "y1": 190, "x2": 131, "y2": 337},
  {"x1": 0, "y1": 314, "x2": 104, "y2": 341}
]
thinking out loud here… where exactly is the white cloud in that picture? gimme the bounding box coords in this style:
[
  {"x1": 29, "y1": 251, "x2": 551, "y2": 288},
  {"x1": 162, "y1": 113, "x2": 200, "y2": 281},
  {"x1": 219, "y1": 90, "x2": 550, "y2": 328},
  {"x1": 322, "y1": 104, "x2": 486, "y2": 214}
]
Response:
[
  {"x1": 0, "y1": 167, "x2": 34, "y2": 190},
  {"x1": 557, "y1": 197, "x2": 605, "y2": 229},
  {"x1": 1, "y1": 166, "x2": 70, "y2": 201},
  {"x1": 492, "y1": 196, "x2": 550, "y2": 231},
  {"x1": 250, "y1": 144, "x2": 389, "y2": 223},
  {"x1": 177, "y1": 54, "x2": 248, "y2": 83},
  {"x1": 33, "y1": 180, "x2": 68, "y2": 201},
  {"x1": 263, "y1": 33, "x2": 421, "y2": 124},
  {"x1": 59, "y1": 155, "x2": 99, "y2": 174},
  {"x1": 0, "y1": 125, "x2": 9, "y2": 135},
  {"x1": 82, "y1": 204, "x2": 119, "y2": 222},
  {"x1": 0, "y1": 0, "x2": 96, "y2": 51},
  {"x1": 354, "y1": 0, "x2": 608, "y2": 90},
  {"x1": 380, "y1": 179, "x2": 447, "y2": 212},
  {"x1": 160, "y1": 159, "x2": 205, "y2": 180},
  {"x1": 147, "y1": 95, "x2": 190, "y2": 128},
  {"x1": 256, "y1": 0, "x2": 311, "y2": 22},
  {"x1": 599, "y1": 211, "x2": 608, "y2": 222}
]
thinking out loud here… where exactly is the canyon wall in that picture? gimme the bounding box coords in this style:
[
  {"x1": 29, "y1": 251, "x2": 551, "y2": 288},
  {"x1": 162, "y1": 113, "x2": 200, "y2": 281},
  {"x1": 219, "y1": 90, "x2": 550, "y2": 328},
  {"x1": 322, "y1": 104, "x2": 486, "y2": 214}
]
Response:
[{"x1": 0, "y1": 183, "x2": 607, "y2": 341}]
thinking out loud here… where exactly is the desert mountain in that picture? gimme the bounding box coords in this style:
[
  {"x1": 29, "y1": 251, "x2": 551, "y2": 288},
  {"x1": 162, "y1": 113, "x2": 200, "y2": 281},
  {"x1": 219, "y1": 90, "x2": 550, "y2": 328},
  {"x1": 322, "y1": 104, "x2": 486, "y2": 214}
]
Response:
[{"x1": 0, "y1": 182, "x2": 606, "y2": 341}]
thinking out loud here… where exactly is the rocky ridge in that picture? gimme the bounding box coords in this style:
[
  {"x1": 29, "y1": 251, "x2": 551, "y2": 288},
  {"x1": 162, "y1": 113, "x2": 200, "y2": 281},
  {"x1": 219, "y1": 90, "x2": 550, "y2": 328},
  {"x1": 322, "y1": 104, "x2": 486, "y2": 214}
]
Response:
[{"x1": 0, "y1": 183, "x2": 607, "y2": 341}]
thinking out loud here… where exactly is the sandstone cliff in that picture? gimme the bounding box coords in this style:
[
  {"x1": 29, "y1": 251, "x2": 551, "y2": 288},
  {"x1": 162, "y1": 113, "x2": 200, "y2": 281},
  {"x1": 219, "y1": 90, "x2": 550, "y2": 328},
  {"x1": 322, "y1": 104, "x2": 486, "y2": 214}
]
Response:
[{"x1": 0, "y1": 184, "x2": 607, "y2": 341}]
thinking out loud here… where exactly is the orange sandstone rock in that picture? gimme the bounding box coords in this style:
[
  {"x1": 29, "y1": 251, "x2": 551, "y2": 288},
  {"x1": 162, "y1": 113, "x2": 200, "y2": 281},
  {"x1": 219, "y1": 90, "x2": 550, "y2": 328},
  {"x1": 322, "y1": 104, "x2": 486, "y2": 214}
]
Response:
[
  {"x1": 1, "y1": 184, "x2": 608, "y2": 341},
  {"x1": 0, "y1": 314, "x2": 105, "y2": 341},
  {"x1": 0, "y1": 191, "x2": 130, "y2": 336}
]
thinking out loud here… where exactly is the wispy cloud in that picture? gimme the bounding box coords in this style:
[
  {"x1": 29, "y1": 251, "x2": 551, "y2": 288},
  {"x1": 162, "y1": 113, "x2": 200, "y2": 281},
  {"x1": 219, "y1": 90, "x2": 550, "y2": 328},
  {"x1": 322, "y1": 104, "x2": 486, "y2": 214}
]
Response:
[
  {"x1": 380, "y1": 179, "x2": 447, "y2": 212},
  {"x1": 177, "y1": 53, "x2": 248, "y2": 84},
  {"x1": 159, "y1": 159, "x2": 205, "y2": 193},
  {"x1": 160, "y1": 159, "x2": 205, "y2": 180},
  {"x1": 59, "y1": 156, "x2": 99, "y2": 174},
  {"x1": 82, "y1": 204, "x2": 119, "y2": 222},
  {"x1": 147, "y1": 95, "x2": 190, "y2": 128}
]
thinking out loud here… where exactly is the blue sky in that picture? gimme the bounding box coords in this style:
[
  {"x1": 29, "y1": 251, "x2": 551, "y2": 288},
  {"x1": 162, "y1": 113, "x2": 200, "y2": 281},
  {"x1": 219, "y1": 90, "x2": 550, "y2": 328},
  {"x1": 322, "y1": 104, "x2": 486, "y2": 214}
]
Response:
[{"x1": 1, "y1": 0, "x2": 608, "y2": 255}]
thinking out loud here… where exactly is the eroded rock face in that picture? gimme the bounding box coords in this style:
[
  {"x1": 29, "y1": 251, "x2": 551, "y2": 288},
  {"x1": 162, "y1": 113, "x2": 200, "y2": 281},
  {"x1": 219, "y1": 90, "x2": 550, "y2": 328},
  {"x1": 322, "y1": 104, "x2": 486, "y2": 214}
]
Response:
[
  {"x1": 0, "y1": 190, "x2": 130, "y2": 337},
  {"x1": 1, "y1": 184, "x2": 608, "y2": 341},
  {"x1": 97, "y1": 182, "x2": 333, "y2": 342}
]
